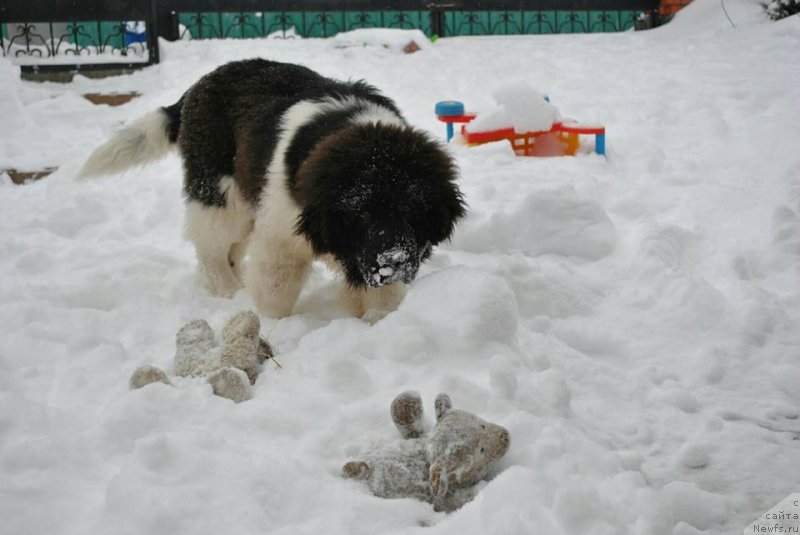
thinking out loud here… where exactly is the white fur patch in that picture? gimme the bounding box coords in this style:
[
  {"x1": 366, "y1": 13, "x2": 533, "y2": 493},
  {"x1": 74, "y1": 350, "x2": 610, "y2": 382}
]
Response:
[
  {"x1": 244, "y1": 100, "x2": 327, "y2": 316},
  {"x1": 351, "y1": 102, "x2": 406, "y2": 128}
]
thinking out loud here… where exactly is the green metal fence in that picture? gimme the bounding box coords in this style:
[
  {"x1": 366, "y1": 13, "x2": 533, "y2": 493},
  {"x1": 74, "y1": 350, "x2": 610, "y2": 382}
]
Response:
[
  {"x1": 176, "y1": 9, "x2": 641, "y2": 40},
  {"x1": 71, "y1": 21, "x2": 136, "y2": 48},
  {"x1": 177, "y1": 11, "x2": 432, "y2": 38},
  {"x1": 444, "y1": 10, "x2": 640, "y2": 35}
]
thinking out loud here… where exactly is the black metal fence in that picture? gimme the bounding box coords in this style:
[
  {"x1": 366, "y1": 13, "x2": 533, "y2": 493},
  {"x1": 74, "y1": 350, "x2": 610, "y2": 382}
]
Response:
[
  {"x1": 1, "y1": 0, "x2": 659, "y2": 73},
  {"x1": 1, "y1": 0, "x2": 159, "y2": 73}
]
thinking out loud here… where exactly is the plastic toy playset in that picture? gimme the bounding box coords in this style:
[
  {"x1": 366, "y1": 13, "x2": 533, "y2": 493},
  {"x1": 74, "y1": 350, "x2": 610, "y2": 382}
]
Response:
[{"x1": 435, "y1": 99, "x2": 606, "y2": 157}]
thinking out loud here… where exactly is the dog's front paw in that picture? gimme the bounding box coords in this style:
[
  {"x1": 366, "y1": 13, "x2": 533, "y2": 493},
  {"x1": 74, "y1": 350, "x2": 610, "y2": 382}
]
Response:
[
  {"x1": 200, "y1": 268, "x2": 243, "y2": 298},
  {"x1": 208, "y1": 280, "x2": 243, "y2": 299},
  {"x1": 362, "y1": 308, "x2": 390, "y2": 324},
  {"x1": 344, "y1": 283, "x2": 405, "y2": 322},
  {"x1": 247, "y1": 285, "x2": 295, "y2": 319}
]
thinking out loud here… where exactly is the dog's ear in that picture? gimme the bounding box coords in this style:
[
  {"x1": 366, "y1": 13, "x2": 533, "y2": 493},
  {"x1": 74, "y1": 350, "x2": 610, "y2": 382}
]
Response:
[
  {"x1": 392, "y1": 128, "x2": 465, "y2": 245},
  {"x1": 293, "y1": 144, "x2": 337, "y2": 254},
  {"x1": 425, "y1": 151, "x2": 467, "y2": 245},
  {"x1": 295, "y1": 204, "x2": 330, "y2": 254},
  {"x1": 432, "y1": 182, "x2": 467, "y2": 244}
]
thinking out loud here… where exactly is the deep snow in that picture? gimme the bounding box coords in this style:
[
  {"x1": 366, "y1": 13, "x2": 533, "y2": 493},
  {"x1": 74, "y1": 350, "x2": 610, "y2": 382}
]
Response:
[{"x1": 1, "y1": 1, "x2": 799, "y2": 534}]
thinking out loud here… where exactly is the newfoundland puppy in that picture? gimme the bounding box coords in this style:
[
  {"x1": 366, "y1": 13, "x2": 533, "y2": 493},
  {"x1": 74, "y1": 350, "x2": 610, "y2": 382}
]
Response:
[{"x1": 79, "y1": 59, "x2": 465, "y2": 319}]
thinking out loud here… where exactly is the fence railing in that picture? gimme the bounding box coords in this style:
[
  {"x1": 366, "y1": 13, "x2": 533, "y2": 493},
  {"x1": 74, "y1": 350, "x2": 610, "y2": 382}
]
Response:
[
  {"x1": 1, "y1": 0, "x2": 659, "y2": 74},
  {"x1": 1, "y1": 0, "x2": 159, "y2": 73},
  {"x1": 171, "y1": 8, "x2": 643, "y2": 40},
  {"x1": 173, "y1": 11, "x2": 434, "y2": 39}
]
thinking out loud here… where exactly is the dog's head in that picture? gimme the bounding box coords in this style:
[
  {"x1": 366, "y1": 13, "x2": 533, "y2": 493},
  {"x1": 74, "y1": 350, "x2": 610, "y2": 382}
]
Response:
[{"x1": 294, "y1": 123, "x2": 466, "y2": 288}]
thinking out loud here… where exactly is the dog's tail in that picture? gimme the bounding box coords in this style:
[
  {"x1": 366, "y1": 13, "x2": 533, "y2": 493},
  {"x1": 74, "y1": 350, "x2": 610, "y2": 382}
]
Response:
[{"x1": 77, "y1": 99, "x2": 182, "y2": 180}]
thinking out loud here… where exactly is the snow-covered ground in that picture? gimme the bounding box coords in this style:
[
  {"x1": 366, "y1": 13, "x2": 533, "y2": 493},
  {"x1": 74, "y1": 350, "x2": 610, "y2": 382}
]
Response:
[{"x1": 2, "y1": 1, "x2": 799, "y2": 533}]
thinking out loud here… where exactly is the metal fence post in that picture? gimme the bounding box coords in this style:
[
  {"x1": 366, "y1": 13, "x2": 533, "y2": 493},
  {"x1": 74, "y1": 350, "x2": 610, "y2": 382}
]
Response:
[
  {"x1": 428, "y1": 3, "x2": 445, "y2": 37},
  {"x1": 147, "y1": 0, "x2": 160, "y2": 63},
  {"x1": 169, "y1": 10, "x2": 180, "y2": 40}
]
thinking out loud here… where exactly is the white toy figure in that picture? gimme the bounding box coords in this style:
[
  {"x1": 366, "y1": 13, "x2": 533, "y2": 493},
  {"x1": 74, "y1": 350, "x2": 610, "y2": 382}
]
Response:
[
  {"x1": 130, "y1": 311, "x2": 273, "y2": 403},
  {"x1": 343, "y1": 391, "x2": 510, "y2": 512}
]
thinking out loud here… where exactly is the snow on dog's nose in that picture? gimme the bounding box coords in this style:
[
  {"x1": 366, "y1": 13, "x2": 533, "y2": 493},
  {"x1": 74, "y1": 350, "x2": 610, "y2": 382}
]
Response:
[{"x1": 367, "y1": 247, "x2": 419, "y2": 287}]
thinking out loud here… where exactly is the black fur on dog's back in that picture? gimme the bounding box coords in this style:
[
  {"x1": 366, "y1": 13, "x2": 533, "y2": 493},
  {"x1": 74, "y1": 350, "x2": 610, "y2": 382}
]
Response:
[{"x1": 172, "y1": 59, "x2": 403, "y2": 208}]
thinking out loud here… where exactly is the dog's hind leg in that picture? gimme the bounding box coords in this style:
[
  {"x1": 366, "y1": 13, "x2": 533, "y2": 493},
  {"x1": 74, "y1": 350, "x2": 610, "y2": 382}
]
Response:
[
  {"x1": 185, "y1": 204, "x2": 245, "y2": 297},
  {"x1": 184, "y1": 178, "x2": 254, "y2": 298}
]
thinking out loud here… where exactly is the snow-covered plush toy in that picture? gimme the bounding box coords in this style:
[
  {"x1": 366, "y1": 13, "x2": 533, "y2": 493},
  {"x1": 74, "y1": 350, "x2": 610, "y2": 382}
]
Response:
[
  {"x1": 129, "y1": 311, "x2": 273, "y2": 403},
  {"x1": 342, "y1": 391, "x2": 510, "y2": 512}
]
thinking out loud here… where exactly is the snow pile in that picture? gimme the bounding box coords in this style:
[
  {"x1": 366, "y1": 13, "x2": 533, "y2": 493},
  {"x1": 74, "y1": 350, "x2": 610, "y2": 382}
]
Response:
[
  {"x1": 384, "y1": 267, "x2": 519, "y2": 353},
  {"x1": 467, "y1": 82, "x2": 561, "y2": 133},
  {"x1": 267, "y1": 26, "x2": 300, "y2": 40},
  {"x1": 453, "y1": 186, "x2": 616, "y2": 259},
  {"x1": 2, "y1": 6, "x2": 800, "y2": 535},
  {"x1": 657, "y1": 0, "x2": 770, "y2": 36},
  {"x1": 331, "y1": 29, "x2": 432, "y2": 53}
]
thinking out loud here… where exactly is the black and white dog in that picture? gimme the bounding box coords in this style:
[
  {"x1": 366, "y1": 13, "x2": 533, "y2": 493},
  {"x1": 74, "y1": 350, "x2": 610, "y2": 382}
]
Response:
[{"x1": 79, "y1": 59, "x2": 465, "y2": 319}]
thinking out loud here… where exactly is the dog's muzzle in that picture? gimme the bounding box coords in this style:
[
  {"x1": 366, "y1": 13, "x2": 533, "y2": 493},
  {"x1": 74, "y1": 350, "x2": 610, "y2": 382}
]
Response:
[{"x1": 364, "y1": 246, "x2": 421, "y2": 288}]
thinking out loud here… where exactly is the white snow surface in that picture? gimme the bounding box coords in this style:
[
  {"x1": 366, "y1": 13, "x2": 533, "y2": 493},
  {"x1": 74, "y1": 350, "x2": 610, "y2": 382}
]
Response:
[{"x1": 2, "y1": 1, "x2": 800, "y2": 533}]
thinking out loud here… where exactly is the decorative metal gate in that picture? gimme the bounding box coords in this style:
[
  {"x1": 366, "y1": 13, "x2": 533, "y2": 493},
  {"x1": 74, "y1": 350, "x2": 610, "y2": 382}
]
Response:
[
  {"x1": 1, "y1": 0, "x2": 659, "y2": 74},
  {"x1": 1, "y1": 0, "x2": 159, "y2": 74}
]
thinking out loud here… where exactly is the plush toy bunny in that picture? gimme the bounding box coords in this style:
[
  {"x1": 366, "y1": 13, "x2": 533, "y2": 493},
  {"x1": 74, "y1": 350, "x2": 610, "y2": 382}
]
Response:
[
  {"x1": 129, "y1": 310, "x2": 273, "y2": 403},
  {"x1": 343, "y1": 391, "x2": 510, "y2": 512}
]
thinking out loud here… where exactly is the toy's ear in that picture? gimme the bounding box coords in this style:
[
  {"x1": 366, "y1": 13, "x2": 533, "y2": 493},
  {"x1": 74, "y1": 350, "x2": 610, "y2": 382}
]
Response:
[
  {"x1": 434, "y1": 393, "x2": 452, "y2": 421},
  {"x1": 391, "y1": 390, "x2": 425, "y2": 439},
  {"x1": 342, "y1": 460, "x2": 372, "y2": 481}
]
